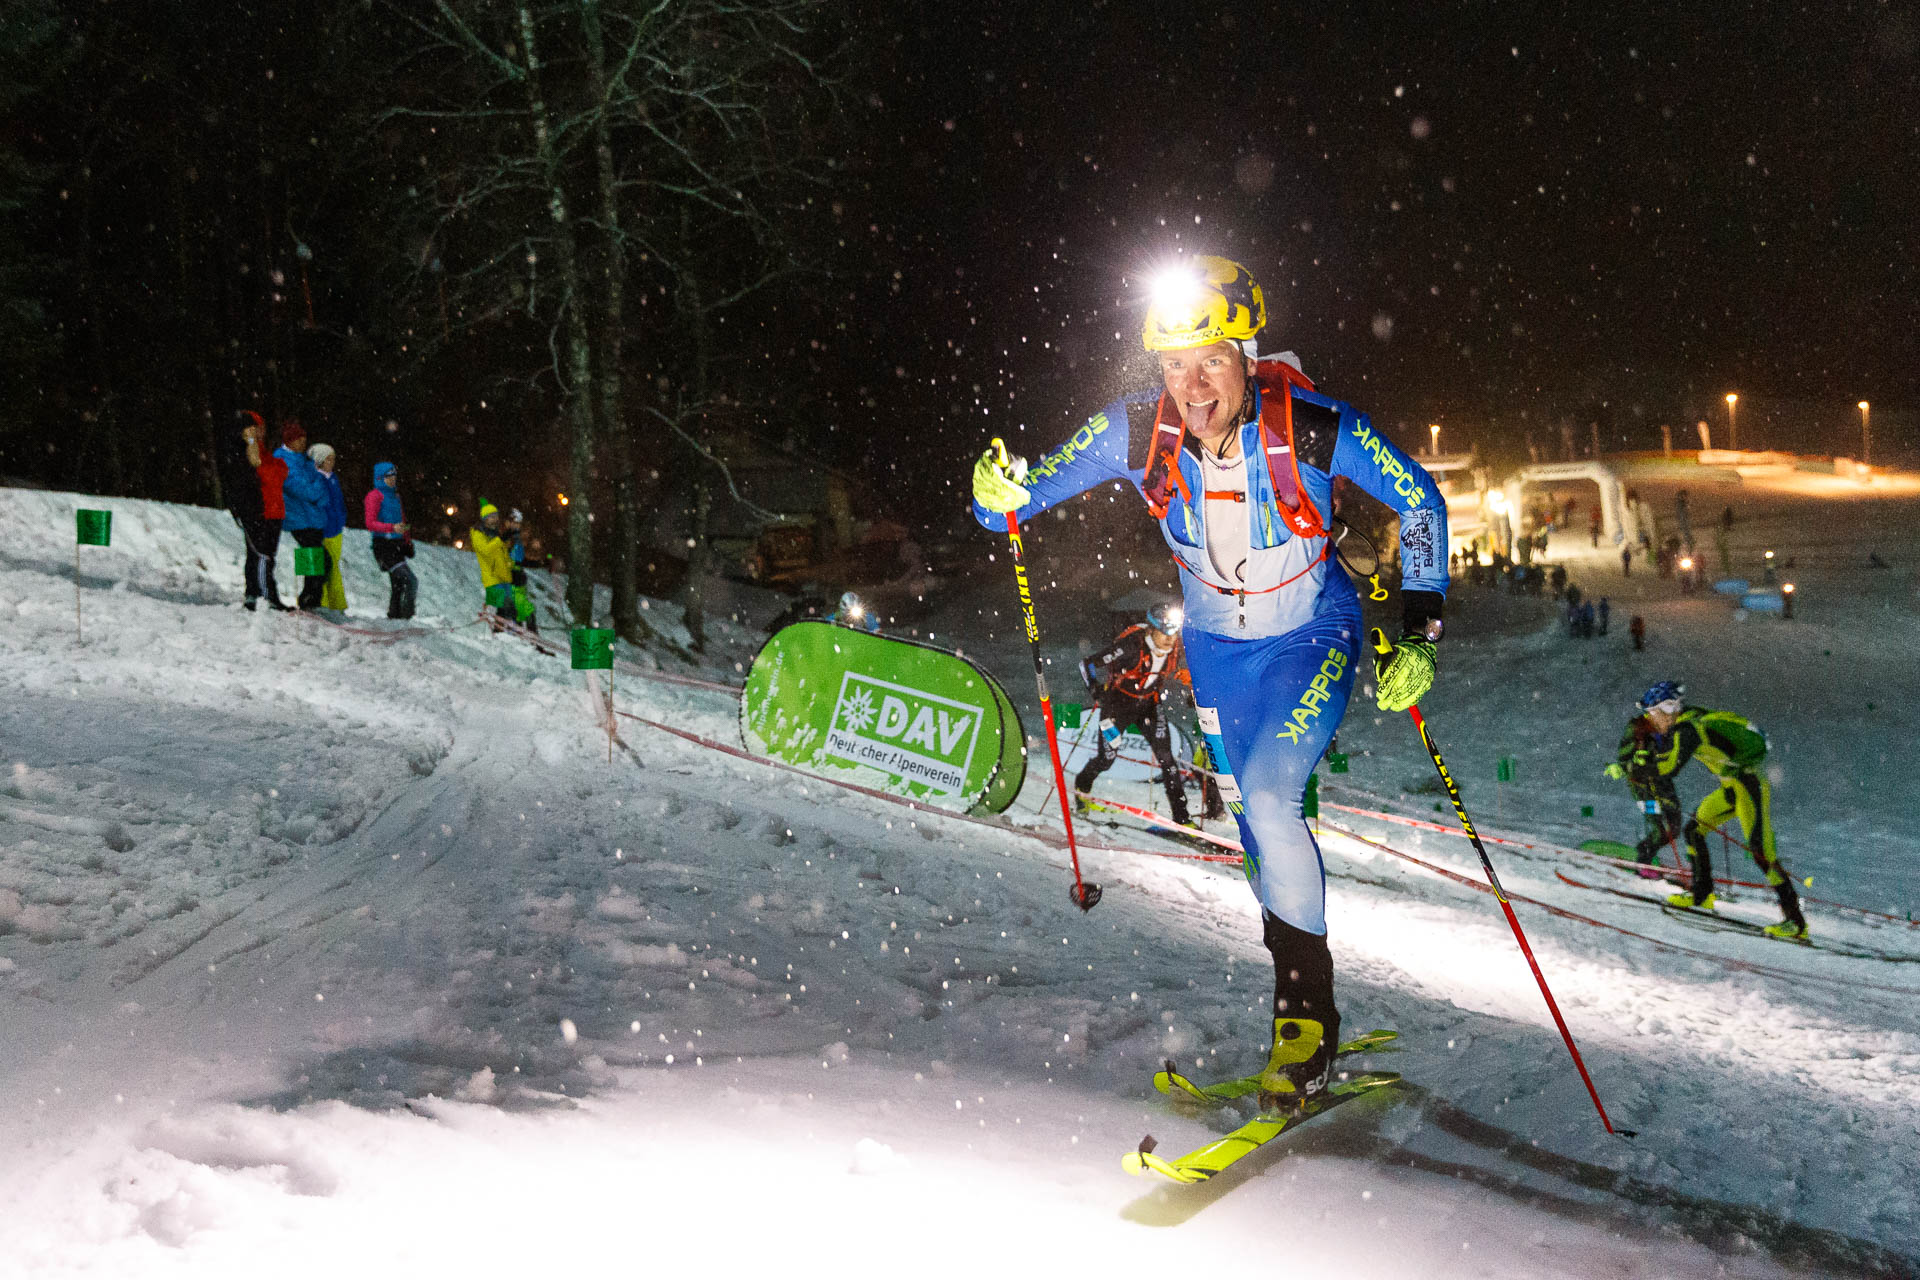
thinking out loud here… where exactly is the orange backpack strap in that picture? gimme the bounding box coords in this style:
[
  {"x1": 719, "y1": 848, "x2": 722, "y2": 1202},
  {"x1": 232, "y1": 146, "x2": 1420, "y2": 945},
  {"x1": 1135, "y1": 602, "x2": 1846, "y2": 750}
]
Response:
[
  {"x1": 1139, "y1": 392, "x2": 1192, "y2": 519},
  {"x1": 1138, "y1": 360, "x2": 1323, "y2": 532},
  {"x1": 1254, "y1": 362, "x2": 1326, "y2": 539}
]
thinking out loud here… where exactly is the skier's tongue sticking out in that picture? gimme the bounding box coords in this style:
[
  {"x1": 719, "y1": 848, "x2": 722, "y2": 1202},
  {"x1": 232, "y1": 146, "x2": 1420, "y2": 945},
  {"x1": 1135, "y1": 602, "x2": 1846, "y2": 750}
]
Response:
[
  {"x1": 1184, "y1": 394, "x2": 1218, "y2": 436},
  {"x1": 1158, "y1": 338, "x2": 1251, "y2": 452}
]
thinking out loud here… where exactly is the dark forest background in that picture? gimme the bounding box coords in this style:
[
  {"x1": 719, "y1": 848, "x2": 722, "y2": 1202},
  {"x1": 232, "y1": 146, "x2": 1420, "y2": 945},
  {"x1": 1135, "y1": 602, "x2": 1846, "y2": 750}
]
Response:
[{"x1": 2, "y1": 0, "x2": 1915, "y2": 631}]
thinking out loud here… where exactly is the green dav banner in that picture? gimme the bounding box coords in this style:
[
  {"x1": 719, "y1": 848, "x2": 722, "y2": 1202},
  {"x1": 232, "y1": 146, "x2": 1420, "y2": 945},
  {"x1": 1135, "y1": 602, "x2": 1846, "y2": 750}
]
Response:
[
  {"x1": 741, "y1": 622, "x2": 1025, "y2": 814},
  {"x1": 76, "y1": 509, "x2": 112, "y2": 546}
]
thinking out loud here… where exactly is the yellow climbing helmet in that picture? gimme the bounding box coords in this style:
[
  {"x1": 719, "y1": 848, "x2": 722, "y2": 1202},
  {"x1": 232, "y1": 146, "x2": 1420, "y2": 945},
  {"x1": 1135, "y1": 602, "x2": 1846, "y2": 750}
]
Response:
[{"x1": 1141, "y1": 255, "x2": 1266, "y2": 352}]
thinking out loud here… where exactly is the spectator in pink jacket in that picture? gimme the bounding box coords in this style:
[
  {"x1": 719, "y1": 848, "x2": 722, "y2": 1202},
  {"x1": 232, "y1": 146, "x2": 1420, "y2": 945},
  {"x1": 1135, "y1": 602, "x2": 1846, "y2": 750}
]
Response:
[{"x1": 364, "y1": 461, "x2": 417, "y2": 619}]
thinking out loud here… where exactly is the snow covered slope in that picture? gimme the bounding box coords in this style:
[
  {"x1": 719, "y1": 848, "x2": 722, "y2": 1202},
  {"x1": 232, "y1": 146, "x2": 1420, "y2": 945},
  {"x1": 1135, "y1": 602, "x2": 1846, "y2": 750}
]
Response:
[
  {"x1": 0, "y1": 486, "x2": 490, "y2": 622},
  {"x1": 2, "y1": 480, "x2": 1917, "y2": 1278}
]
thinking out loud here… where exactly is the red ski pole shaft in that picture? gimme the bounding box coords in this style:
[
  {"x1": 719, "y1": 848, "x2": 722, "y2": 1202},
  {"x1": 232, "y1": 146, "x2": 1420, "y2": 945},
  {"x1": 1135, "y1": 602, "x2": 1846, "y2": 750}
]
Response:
[
  {"x1": 1003, "y1": 502, "x2": 1099, "y2": 912},
  {"x1": 1371, "y1": 628, "x2": 1630, "y2": 1137}
]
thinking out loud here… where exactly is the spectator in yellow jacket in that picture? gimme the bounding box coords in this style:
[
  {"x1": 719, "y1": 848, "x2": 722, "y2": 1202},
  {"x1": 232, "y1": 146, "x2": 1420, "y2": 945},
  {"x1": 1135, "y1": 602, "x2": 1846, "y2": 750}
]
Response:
[{"x1": 471, "y1": 501, "x2": 517, "y2": 626}]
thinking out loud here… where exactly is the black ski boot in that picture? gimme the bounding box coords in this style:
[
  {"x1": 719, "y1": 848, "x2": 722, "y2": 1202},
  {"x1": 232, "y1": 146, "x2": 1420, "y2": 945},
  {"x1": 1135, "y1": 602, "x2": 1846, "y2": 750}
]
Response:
[{"x1": 1257, "y1": 913, "x2": 1340, "y2": 1111}]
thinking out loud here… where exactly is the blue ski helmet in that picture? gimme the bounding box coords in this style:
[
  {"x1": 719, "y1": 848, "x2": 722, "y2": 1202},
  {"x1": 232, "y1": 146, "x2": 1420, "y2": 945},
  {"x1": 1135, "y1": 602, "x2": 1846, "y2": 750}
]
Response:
[
  {"x1": 1146, "y1": 602, "x2": 1184, "y2": 636},
  {"x1": 1637, "y1": 680, "x2": 1684, "y2": 713}
]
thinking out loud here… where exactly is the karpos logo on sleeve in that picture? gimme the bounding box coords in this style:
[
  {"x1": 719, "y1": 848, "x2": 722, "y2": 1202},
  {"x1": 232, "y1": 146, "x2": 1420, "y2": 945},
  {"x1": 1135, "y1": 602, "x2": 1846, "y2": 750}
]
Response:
[{"x1": 826, "y1": 673, "x2": 982, "y2": 796}]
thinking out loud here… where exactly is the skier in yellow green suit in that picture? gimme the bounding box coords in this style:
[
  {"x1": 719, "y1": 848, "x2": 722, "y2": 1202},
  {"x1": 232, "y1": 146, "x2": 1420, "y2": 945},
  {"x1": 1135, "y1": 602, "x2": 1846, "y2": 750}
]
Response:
[
  {"x1": 1607, "y1": 681, "x2": 1809, "y2": 939},
  {"x1": 470, "y1": 501, "x2": 517, "y2": 627}
]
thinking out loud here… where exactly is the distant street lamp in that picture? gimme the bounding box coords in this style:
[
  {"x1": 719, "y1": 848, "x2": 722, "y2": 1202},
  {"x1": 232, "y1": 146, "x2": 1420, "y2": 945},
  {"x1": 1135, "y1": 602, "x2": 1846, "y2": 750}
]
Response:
[
  {"x1": 1429, "y1": 423, "x2": 1441, "y2": 456},
  {"x1": 1858, "y1": 401, "x2": 1870, "y2": 466},
  {"x1": 1725, "y1": 393, "x2": 1739, "y2": 452}
]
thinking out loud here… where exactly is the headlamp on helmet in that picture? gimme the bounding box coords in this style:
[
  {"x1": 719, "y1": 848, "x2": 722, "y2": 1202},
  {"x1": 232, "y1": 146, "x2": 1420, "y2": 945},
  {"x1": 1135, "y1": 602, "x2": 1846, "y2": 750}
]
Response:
[{"x1": 1142, "y1": 255, "x2": 1267, "y2": 353}]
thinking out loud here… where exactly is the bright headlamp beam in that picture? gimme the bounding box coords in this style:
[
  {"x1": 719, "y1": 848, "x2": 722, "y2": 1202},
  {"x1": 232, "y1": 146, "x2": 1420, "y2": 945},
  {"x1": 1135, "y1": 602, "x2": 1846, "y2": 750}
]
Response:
[{"x1": 1148, "y1": 267, "x2": 1203, "y2": 317}]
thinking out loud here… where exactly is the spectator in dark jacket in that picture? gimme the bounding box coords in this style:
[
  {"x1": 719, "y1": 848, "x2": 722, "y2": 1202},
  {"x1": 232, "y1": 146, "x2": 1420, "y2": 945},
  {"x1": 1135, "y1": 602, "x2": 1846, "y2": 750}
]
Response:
[
  {"x1": 221, "y1": 412, "x2": 264, "y2": 603},
  {"x1": 275, "y1": 421, "x2": 330, "y2": 610},
  {"x1": 364, "y1": 461, "x2": 417, "y2": 620},
  {"x1": 241, "y1": 414, "x2": 290, "y2": 611}
]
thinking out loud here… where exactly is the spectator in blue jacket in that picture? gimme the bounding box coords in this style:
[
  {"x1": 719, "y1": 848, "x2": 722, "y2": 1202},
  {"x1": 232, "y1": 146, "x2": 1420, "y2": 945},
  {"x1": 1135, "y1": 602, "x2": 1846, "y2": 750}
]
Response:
[
  {"x1": 309, "y1": 443, "x2": 350, "y2": 611},
  {"x1": 275, "y1": 421, "x2": 331, "y2": 610},
  {"x1": 503, "y1": 507, "x2": 538, "y2": 631}
]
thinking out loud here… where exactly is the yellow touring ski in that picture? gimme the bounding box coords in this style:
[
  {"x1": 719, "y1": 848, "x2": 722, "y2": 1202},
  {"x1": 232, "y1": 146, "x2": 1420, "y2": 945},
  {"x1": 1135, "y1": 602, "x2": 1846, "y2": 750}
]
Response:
[
  {"x1": 1123, "y1": 1071, "x2": 1403, "y2": 1184},
  {"x1": 1153, "y1": 1029, "x2": 1397, "y2": 1106}
]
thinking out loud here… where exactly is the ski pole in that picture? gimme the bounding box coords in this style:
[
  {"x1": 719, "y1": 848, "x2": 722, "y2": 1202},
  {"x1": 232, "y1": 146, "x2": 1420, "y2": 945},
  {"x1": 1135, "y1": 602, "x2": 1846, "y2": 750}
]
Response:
[
  {"x1": 1370, "y1": 627, "x2": 1631, "y2": 1138},
  {"x1": 994, "y1": 439, "x2": 1100, "y2": 912}
]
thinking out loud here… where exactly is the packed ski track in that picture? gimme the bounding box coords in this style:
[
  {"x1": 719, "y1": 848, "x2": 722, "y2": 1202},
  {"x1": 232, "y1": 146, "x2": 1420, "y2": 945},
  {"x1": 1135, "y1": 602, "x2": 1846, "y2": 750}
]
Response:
[{"x1": 1, "y1": 475, "x2": 1917, "y2": 1278}]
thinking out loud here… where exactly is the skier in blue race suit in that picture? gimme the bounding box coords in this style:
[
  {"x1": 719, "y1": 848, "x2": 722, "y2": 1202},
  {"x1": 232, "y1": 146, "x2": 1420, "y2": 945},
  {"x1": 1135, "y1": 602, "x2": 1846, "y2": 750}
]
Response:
[{"x1": 971, "y1": 256, "x2": 1448, "y2": 1109}]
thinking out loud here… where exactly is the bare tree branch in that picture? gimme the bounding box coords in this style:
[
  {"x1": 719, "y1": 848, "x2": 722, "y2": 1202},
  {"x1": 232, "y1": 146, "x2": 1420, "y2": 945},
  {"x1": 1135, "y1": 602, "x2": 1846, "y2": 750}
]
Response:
[{"x1": 642, "y1": 402, "x2": 785, "y2": 523}]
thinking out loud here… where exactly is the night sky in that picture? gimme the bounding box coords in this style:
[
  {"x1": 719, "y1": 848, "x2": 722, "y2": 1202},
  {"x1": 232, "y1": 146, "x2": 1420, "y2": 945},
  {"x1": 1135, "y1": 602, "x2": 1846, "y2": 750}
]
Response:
[
  {"x1": 5, "y1": 0, "x2": 1916, "y2": 527},
  {"x1": 843, "y1": 0, "x2": 1919, "y2": 494}
]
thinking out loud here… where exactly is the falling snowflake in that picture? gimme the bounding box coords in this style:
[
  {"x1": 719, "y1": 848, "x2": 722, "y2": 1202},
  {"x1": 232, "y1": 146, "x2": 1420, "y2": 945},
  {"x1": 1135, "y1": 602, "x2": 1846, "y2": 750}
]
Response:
[{"x1": 839, "y1": 689, "x2": 878, "y2": 734}]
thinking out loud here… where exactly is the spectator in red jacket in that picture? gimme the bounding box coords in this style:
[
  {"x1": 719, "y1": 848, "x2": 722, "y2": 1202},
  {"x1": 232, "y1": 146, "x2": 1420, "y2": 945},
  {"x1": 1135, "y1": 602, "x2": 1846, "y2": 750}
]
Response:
[{"x1": 242, "y1": 415, "x2": 290, "y2": 611}]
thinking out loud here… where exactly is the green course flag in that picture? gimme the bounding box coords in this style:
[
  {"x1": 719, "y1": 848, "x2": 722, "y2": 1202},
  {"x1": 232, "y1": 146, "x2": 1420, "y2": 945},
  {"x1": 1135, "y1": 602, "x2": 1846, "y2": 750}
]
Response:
[
  {"x1": 293, "y1": 545, "x2": 326, "y2": 576},
  {"x1": 1496, "y1": 755, "x2": 1516, "y2": 783},
  {"x1": 1328, "y1": 751, "x2": 1350, "y2": 774},
  {"x1": 76, "y1": 510, "x2": 112, "y2": 546},
  {"x1": 570, "y1": 627, "x2": 614, "y2": 670},
  {"x1": 1302, "y1": 771, "x2": 1320, "y2": 818}
]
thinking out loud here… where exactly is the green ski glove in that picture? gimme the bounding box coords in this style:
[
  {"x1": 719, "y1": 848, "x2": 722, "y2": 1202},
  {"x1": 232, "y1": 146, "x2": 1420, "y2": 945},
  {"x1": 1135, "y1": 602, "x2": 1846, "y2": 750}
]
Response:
[
  {"x1": 973, "y1": 439, "x2": 1031, "y2": 513},
  {"x1": 1374, "y1": 636, "x2": 1436, "y2": 712}
]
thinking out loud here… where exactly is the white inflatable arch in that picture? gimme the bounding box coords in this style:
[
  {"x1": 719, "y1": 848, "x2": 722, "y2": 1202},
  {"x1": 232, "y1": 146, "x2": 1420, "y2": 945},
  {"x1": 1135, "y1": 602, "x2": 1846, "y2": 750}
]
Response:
[{"x1": 1502, "y1": 462, "x2": 1638, "y2": 547}]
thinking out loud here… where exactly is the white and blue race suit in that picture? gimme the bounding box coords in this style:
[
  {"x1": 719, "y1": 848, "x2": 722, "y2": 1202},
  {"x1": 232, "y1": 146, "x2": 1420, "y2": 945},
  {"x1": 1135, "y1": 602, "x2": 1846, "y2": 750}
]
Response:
[{"x1": 974, "y1": 370, "x2": 1448, "y2": 936}]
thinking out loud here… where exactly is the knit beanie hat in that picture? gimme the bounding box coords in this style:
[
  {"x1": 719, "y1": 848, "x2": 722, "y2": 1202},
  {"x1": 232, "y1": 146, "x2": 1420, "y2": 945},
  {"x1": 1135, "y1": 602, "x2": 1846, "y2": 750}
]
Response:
[{"x1": 280, "y1": 420, "x2": 307, "y2": 447}]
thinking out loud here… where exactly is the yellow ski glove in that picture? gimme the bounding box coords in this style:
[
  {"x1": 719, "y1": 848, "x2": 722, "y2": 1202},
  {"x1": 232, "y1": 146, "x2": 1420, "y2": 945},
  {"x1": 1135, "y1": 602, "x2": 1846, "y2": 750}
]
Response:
[
  {"x1": 1603, "y1": 763, "x2": 1628, "y2": 780},
  {"x1": 1374, "y1": 636, "x2": 1436, "y2": 712},
  {"x1": 973, "y1": 439, "x2": 1031, "y2": 513}
]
